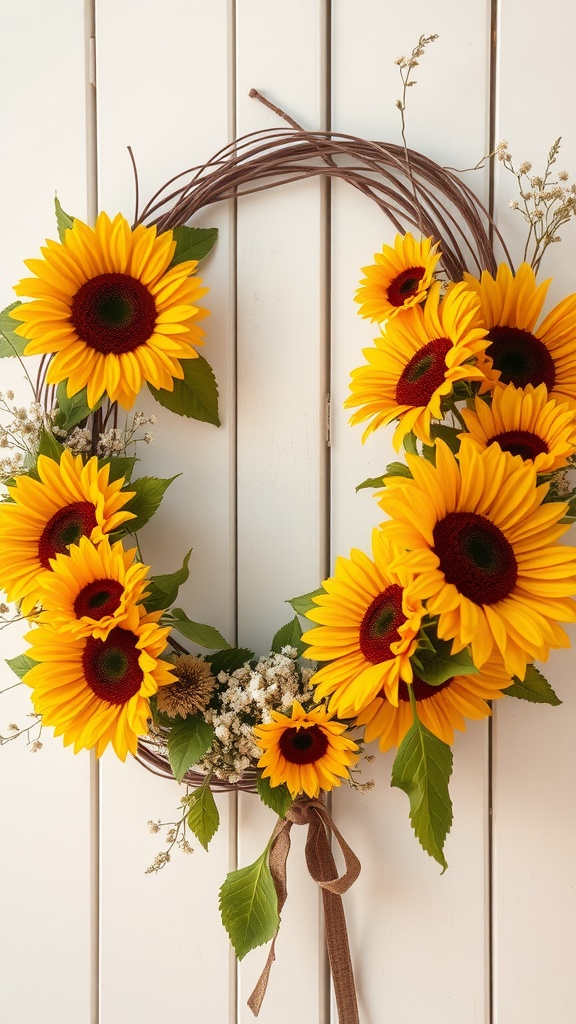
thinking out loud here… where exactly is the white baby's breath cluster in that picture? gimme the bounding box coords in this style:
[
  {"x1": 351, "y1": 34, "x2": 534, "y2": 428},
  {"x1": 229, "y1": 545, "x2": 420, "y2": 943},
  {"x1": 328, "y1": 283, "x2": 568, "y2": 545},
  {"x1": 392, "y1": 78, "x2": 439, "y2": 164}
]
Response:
[
  {"x1": 0, "y1": 393, "x2": 52, "y2": 483},
  {"x1": 52, "y1": 409, "x2": 157, "y2": 458},
  {"x1": 196, "y1": 649, "x2": 315, "y2": 782}
]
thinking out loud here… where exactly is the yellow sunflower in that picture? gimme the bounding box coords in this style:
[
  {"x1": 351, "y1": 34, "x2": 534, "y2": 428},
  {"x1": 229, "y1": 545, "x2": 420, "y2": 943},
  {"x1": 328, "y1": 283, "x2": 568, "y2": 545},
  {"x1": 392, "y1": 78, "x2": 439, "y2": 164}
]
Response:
[
  {"x1": 254, "y1": 700, "x2": 359, "y2": 798},
  {"x1": 23, "y1": 611, "x2": 176, "y2": 760},
  {"x1": 345, "y1": 281, "x2": 488, "y2": 449},
  {"x1": 36, "y1": 535, "x2": 150, "y2": 640},
  {"x1": 355, "y1": 232, "x2": 441, "y2": 323},
  {"x1": 460, "y1": 383, "x2": 576, "y2": 473},
  {"x1": 378, "y1": 440, "x2": 576, "y2": 678},
  {"x1": 355, "y1": 654, "x2": 511, "y2": 751},
  {"x1": 11, "y1": 212, "x2": 209, "y2": 410},
  {"x1": 0, "y1": 450, "x2": 135, "y2": 615},
  {"x1": 302, "y1": 529, "x2": 424, "y2": 714},
  {"x1": 460, "y1": 262, "x2": 576, "y2": 405}
]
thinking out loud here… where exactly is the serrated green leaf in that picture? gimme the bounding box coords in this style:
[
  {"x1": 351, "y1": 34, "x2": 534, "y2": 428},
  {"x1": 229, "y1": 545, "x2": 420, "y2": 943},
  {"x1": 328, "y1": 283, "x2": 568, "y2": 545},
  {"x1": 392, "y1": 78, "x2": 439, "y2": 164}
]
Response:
[
  {"x1": 355, "y1": 474, "x2": 387, "y2": 492},
  {"x1": 0, "y1": 302, "x2": 27, "y2": 358},
  {"x1": 37, "y1": 428, "x2": 65, "y2": 463},
  {"x1": 148, "y1": 355, "x2": 220, "y2": 426},
  {"x1": 99, "y1": 456, "x2": 137, "y2": 484},
  {"x1": 256, "y1": 775, "x2": 293, "y2": 818},
  {"x1": 219, "y1": 848, "x2": 279, "y2": 960},
  {"x1": 54, "y1": 197, "x2": 74, "y2": 241},
  {"x1": 144, "y1": 550, "x2": 191, "y2": 613},
  {"x1": 504, "y1": 664, "x2": 562, "y2": 706},
  {"x1": 391, "y1": 717, "x2": 453, "y2": 870},
  {"x1": 168, "y1": 608, "x2": 231, "y2": 650},
  {"x1": 403, "y1": 431, "x2": 418, "y2": 455},
  {"x1": 415, "y1": 639, "x2": 478, "y2": 687},
  {"x1": 6, "y1": 654, "x2": 38, "y2": 679},
  {"x1": 186, "y1": 783, "x2": 220, "y2": 850},
  {"x1": 421, "y1": 443, "x2": 437, "y2": 465},
  {"x1": 54, "y1": 381, "x2": 101, "y2": 430},
  {"x1": 123, "y1": 474, "x2": 177, "y2": 532},
  {"x1": 206, "y1": 647, "x2": 254, "y2": 675},
  {"x1": 271, "y1": 617, "x2": 304, "y2": 657},
  {"x1": 429, "y1": 423, "x2": 461, "y2": 453},
  {"x1": 167, "y1": 714, "x2": 215, "y2": 783},
  {"x1": 287, "y1": 587, "x2": 324, "y2": 617},
  {"x1": 170, "y1": 225, "x2": 218, "y2": 266}
]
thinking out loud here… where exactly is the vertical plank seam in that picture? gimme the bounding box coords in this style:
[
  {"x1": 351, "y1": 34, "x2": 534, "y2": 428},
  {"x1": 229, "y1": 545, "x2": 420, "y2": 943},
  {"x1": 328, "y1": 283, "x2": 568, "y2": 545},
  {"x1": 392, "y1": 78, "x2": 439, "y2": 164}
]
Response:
[
  {"x1": 85, "y1": 2, "x2": 99, "y2": 1022},
  {"x1": 229, "y1": 1, "x2": 239, "y2": 1022},
  {"x1": 488, "y1": 3, "x2": 500, "y2": 1023}
]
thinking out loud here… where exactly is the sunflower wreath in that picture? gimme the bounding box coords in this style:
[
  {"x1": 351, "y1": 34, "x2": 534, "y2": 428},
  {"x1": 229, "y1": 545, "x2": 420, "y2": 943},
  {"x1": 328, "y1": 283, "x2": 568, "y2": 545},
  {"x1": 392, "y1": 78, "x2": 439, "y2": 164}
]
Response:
[{"x1": 2, "y1": 80, "x2": 576, "y2": 1023}]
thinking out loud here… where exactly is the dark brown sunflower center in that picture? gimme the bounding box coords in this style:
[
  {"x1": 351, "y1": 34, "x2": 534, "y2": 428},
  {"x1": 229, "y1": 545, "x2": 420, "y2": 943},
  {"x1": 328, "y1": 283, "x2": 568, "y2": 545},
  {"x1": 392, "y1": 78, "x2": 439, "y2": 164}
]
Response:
[
  {"x1": 397, "y1": 675, "x2": 452, "y2": 701},
  {"x1": 82, "y1": 626, "x2": 143, "y2": 704},
  {"x1": 486, "y1": 326, "x2": 556, "y2": 390},
  {"x1": 73, "y1": 578, "x2": 124, "y2": 620},
  {"x1": 359, "y1": 583, "x2": 406, "y2": 664},
  {"x1": 387, "y1": 266, "x2": 425, "y2": 307},
  {"x1": 488, "y1": 429, "x2": 548, "y2": 461},
  {"x1": 396, "y1": 337, "x2": 452, "y2": 406},
  {"x1": 279, "y1": 725, "x2": 329, "y2": 765},
  {"x1": 433, "y1": 511, "x2": 518, "y2": 605},
  {"x1": 38, "y1": 501, "x2": 98, "y2": 568},
  {"x1": 71, "y1": 272, "x2": 157, "y2": 355}
]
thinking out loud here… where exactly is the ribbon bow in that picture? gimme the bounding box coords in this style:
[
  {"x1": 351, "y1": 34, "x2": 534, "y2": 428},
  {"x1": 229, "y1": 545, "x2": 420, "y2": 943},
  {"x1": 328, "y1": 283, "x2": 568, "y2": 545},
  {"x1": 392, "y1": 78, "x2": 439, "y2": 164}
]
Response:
[{"x1": 248, "y1": 796, "x2": 361, "y2": 1024}]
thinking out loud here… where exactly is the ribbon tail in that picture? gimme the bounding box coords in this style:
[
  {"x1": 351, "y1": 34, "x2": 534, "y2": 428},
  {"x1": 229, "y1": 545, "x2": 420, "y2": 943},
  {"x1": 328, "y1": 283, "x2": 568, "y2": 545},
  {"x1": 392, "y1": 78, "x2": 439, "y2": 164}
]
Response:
[{"x1": 247, "y1": 817, "x2": 293, "y2": 1017}]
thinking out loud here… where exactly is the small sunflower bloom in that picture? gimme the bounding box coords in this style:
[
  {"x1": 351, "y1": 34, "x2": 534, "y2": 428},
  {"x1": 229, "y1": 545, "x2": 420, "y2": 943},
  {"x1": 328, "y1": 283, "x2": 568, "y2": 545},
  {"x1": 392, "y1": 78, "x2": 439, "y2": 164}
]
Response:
[
  {"x1": 254, "y1": 701, "x2": 359, "y2": 799},
  {"x1": 36, "y1": 535, "x2": 150, "y2": 640},
  {"x1": 355, "y1": 232, "x2": 441, "y2": 323},
  {"x1": 302, "y1": 529, "x2": 423, "y2": 714},
  {"x1": 460, "y1": 262, "x2": 576, "y2": 405},
  {"x1": 0, "y1": 450, "x2": 135, "y2": 616},
  {"x1": 23, "y1": 611, "x2": 176, "y2": 760},
  {"x1": 11, "y1": 212, "x2": 209, "y2": 410},
  {"x1": 378, "y1": 440, "x2": 576, "y2": 678},
  {"x1": 459, "y1": 383, "x2": 576, "y2": 473},
  {"x1": 346, "y1": 281, "x2": 488, "y2": 449},
  {"x1": 356, "y1": 654, "x2": 512, "y2": 751}
]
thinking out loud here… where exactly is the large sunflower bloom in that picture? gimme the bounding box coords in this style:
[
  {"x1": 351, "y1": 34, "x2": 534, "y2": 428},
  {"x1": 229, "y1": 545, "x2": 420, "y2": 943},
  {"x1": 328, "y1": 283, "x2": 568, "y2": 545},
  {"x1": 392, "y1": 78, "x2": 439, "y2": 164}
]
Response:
[
  {"x1": 461, "y1": 262, "x2": 576, "y2": 405},
  {"x1": 460, "y1": 383, "x2": 576, "y2": 473},
  {"x1": 379, "y1": 441, "x2": 576, "y2": 678},
  {"x1": 23, "y1": 611, "x2": 176, "y2": 759},
  {"x1": 11, "y1": 212, "x2": 209, "y2": 410},
  {"x1": 0, "y1": 450, "x2": 135, "y2": 615},
  {"x1": 355, "y1": 654, "x2": 511, "y2": 751},
  {"x1": 36, "y1": 535, "x2": 150, "y2": 640},
  {"x1": 302, "y1": 529, "x2": 424, "y2": 715},
  {"x1": 254, "y1": 701, "x2": 359, "y2": 798},
  {"x1": 345, "y1": 282, "x2": 488, "y2": 449},
  {"x1": 355, "y1": 232, "x2": 441, "y2": 323}
]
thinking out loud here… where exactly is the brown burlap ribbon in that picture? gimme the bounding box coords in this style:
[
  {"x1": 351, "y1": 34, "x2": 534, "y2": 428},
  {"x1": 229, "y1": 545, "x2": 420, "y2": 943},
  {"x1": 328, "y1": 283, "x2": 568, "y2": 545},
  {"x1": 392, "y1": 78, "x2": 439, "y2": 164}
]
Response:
[{"x1": 247, "y1": 797, "x2": 361, "y2": 1023}]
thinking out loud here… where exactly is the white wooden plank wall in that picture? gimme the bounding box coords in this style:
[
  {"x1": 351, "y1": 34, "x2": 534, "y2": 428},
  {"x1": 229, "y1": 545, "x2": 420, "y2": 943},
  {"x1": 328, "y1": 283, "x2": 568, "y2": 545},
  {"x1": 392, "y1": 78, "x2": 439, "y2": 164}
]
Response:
[{"x1": 0, "y1": 2, "x2": 575, "y2": 1023}]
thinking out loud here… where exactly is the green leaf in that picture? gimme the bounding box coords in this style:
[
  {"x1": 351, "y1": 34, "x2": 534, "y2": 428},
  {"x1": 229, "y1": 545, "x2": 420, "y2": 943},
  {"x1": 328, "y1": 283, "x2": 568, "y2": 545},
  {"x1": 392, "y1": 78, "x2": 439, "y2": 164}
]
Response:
[
  {"x1": 123, "y1": 474, "x2": 177, "y2": 532},
  {"x1": 168, "y1": 608, "x2": 231, "y2": 650},
  {"x1": 421, "y1": 443, "x2": 437, "y2": 465},
  {"x1": 504, "y1": 664, "x2": 562, "y2": 706},
  {"x1": 167, "y1": 714, "x2": 215, "y2": 783},
  {"x1": 415, "y1": 639, "x2": 478, "y2": 687},
  {"x1": 430, "y1": 423, "x2": 461, "y2": 453},
  {"x1": 0, "y1": 302, "x2": 27, "y2": 358},
  {"x1": 54, "y1": 197, "x2": 74, "y2": 241},
  {"x1": 144, "y1": 550, "x2": 191, "y2": 613},
  {"x1": 392, "y1": 717, "x2": 453, "y2": 870},
  {"x1": 36, "y1": 428, "x2": 65, "y2": 463},
  {"x1": 54, "y1": 381, "x2": 100, "y2": 430},
  {"x1": 99, "y1": 456, "x2": 138, "y2": 484},
  {"x1": 403, "y1": 431, "x2": 418, "y2": 455},
  {"x1": 271, "y1": 617, "x2": 305, "y2": 657},
  {"x1": 287, "y1": 587, "x2": 324, "y2": 617},
  {"x1": 148, "y1": 355, "x2": 220, "y2": 426},
  {"x1": 206, "y1": 647, "x2": 254, "y2": 675},
  {"x1": 355, "y1": 474, "x2": 387, "y2": 492},
  {"x1": 256, "y1": 775, "x2": 293, "y2": 818},
  {"x1": 6, "y1": 654, "x2": 38, "y2": 679},
  {"x1": 186, "y1": 783, "x2": 220, "y2": 850},
  {"x1": 219, "y1": 847, "x2": 279, "y2": 960},
  {"x1": 170, "y1": 225, "x2": 218, "y2": 266}
]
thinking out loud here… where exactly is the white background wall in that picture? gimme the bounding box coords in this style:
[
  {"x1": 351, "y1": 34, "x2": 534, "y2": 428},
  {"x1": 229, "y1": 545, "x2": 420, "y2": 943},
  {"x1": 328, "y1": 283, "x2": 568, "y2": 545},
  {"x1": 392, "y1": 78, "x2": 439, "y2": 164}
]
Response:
[{"x1": 1, "y1": 2, "x2": 575, "y2": 1022}]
